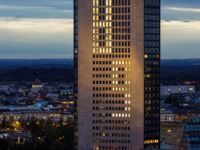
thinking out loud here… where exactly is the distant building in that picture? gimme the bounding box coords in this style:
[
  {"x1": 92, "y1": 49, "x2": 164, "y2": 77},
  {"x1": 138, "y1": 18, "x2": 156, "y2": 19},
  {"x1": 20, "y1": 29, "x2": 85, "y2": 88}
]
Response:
[
  {"x1": 0, "y1": 91, "x2": 6, "y2": 101},
  {"x1": 32, "y1": 79, "x2": 43, "y2": 89},
  {"x1": 0, "y1": 131, "x2": 31, "y2": 145},
  {"x1": 182, "y1": 117, "x2": 200, "y2": 150},
  {"x1": 0, "y1": 85, "x2": 10, "y2": 91},
  {"x1": 161, "y1": 85, "x2": 195, "y2": 96},
  {"x1": 161, "y1": 108, "x2": 176, "y2": 123},
  {"x1": 161, "y1": 108, "x2": 188, "y2": 123},
  {"x1": 46, "y1": 93, "x2": 59, "y2": 101},
  {"x1": 0, "y1": 111, "x2": 73, "y2": 124},
  {"x1": 161, "y1": 122, "x2": 183, "y2": 150}
]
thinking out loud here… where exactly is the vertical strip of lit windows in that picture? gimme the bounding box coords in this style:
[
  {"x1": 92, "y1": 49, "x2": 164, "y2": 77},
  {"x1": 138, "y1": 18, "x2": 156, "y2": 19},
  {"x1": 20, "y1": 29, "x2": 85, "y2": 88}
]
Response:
[{"x1": 92, "y1": 1, "x2": 132, "y2": 150}]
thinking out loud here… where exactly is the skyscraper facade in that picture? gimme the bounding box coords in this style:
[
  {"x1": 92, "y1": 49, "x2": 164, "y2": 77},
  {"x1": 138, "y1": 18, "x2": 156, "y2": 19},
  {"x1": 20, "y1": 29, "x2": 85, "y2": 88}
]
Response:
[{"x1": 75, "y1": 0, "x2": 160, "y2": 149}]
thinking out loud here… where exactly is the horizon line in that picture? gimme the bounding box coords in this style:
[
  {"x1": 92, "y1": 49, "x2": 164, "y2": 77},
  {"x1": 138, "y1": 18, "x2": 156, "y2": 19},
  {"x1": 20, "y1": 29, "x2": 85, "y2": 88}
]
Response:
[{"x1": 0, "y1": 58, "x2": 200, "y2": 60}]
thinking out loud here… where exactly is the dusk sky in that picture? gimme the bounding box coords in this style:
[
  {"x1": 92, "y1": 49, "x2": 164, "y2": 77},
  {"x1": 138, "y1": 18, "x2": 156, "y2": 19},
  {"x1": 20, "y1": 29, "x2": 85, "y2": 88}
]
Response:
[{"x1": 0, "y1": 0, "x2": 199, "y2": 59}]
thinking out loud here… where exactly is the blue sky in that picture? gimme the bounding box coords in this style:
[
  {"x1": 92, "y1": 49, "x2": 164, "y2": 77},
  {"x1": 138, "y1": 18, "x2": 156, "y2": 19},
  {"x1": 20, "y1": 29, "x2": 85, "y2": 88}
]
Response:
[{"x1": 0, "y1": 0, "x2": 199, "y2": 59}]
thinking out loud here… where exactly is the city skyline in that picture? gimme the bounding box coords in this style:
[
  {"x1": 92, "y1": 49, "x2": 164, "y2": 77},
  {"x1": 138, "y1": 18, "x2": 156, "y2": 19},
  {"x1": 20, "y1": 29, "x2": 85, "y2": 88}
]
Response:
[
  {"x1": 0, "y1": 1, "x2": 200, "y2": 150},
  {"x1": 0, "y1": 0, "x2": 199, "y2": 59}
]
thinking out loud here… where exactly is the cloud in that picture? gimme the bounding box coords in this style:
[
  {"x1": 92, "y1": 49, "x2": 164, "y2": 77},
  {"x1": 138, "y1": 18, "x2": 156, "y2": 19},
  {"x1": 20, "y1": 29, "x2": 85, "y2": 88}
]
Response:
[
  {"x1": 0, "y1": 0, "x2": 74, "y2": 59},
  {"x1": 0, "y1": 0, "x2": 73, "y2": 10},
  {"x1": 167, "y1": 7, "x2": 200, "y2": 13},
  {"x1": 0, "y1": 4, "x2": 73, "y2": 19},
  {"x1": 161, "y1": 20, "x2": 200, "y2": 59},
  {"x1": 162, "y1": 5, "x2": 200, "y2": 22},
  {"x1": 0, "y1": 5, "x2": 53, "y2": 10},
  {"x1": 0, "y1": 17, "x2": 73, "y2": 59},
  {"x1": 162, "y1": 20, "x2": 200, "y2": 31},
  {"x1": 162, "y1": 0, "x2": 200, "y2": 8},
  {"x1": 0, "y1": 17, "x2": 73, "y2": 33}
]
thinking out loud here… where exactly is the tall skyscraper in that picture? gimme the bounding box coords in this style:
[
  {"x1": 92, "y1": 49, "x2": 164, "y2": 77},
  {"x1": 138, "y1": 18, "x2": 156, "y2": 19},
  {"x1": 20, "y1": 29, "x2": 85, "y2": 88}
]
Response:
[{"x1": 74, "y1": 0, "x2": 160, "y2": 149}]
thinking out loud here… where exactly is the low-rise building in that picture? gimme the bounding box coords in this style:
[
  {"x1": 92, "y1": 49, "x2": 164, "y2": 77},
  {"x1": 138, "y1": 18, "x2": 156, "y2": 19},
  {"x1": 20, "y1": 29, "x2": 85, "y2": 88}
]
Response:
[
  {"x1": 161, "y1": 85, "x2": 195, "y2": 96},
  {"x1": 161, "y1": 122, "x2": 184, "y2": 150},
  {"x1": 0, "y1": 111, "x2": 73, "y2": 124},
  {"x1": 161, "y1": 108, "x2": 176, "y2": 123},
  {"x1": 181, "y1": 117, "x2": 200, "y2": 150}
]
